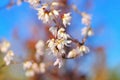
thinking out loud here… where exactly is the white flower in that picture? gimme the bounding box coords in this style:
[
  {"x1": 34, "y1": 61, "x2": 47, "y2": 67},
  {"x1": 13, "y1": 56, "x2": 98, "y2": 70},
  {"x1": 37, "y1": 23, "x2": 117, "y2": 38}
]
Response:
[
  {"x1": 23, "y1": 61, "x2": 35, "y2": 77},
  {"x1": 47, "y1": 39, "x2": 58, "y2": 54},
  {"x1": 23, "y1": 62, "x2": 46, "y2": 77},
  {"x1": 67, "y1": 45, "x2": 89, "y2": 58},
  {"x1": 37, "y1": 4, "x2": 59, "y2": 23},
  {"x1": 32, "y1": 63, "x2": 40, "y2": 73},
  {"x1": 81, "y1": 27, "x2": 93, "y2": 36},
  {"x1": 56, "y1": 39, "x2": 71, "y2": 51},
  {"x1": 25, "y1": 69, "x2": 35, "y2": 77},
  {"x1": 51, "y1": 2, "x2": 59, "y2": 7},
  {"x1": 81, "y1": 12, "x2": 91, "y2": 25},
  {"x1": 62, "y1": 13, "x2": 72, "y2": 27},
  {"x1": 47, "y1": 39, "x2": 55, "y2": 50},
  {"x1": 79, "y1": 45, "x2": 89, "y2": 54},
  {"x1": 49, "y1": 27, "x2": 58, "y2": 37},
  {"x1": 35, "y1": 40, "x2": 44, "y2": 49},
  {"x1": 56, "y1": 39, "x2": 71, "y2": 54},
  {"x1": 53, "y1": 58, "x2": 63, "y2": 68},
  {"x1": 52, "y1": 10, "x2": 59, "y2": 16},
  {"x1": 4, "y1": 50, "x2": 14, "y2": 66},
  {"x1": 47, "y1": 38, "x2": 71, "y2": 55},
  {"x1": 35, "y1": 40, "x2": 45, "y2": 60},
  {"x1": 27, "y1": 0, "x2": 40, "y2": 7},
  {"x1": 32, "y1": 62, "x2": 45, "y2": 73},
  {"x1": 37, "y1": 4, "x2": 50, "y2": 23},
  {"x1": 57, "y1": 28, "x2": 70, "y2": 39},
  {"x1": 0, "y1": 40, "x2": 11, "y2": 53},
  {"x1": 39, "y1": 63, "x2": 46, "y2": 73},
  {"x1": 67, "y1": 49, "x2": 77, "y2": 58},
  {"x1": 23, "y1": 61, "x2": 33, "y2": 70},
  {"x1": 35, "y1": 40, "x2": 44, "y2": 55}
]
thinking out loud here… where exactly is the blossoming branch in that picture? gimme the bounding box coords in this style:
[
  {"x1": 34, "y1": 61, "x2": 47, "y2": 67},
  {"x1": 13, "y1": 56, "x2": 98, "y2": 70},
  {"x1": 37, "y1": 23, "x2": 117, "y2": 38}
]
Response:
[
  {"x1": 26, "y1": 0, "x2": 93, "y2": 69},
  {"x1": 0, "y1": 0, "x2": 93, "y2": 77}
]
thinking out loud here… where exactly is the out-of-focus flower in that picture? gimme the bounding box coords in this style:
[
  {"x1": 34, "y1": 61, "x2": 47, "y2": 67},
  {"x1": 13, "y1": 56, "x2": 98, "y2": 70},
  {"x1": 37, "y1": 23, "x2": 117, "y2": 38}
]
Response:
[
  {"x1": 51, "y1": 2, "x2": 59, "y2": 7},
  {"x1": 31, "y1": 62, "x2": 46, "y2": 73},
  {"x1": 23, "y1": 61, "x2": 46, "y2": 77},
  {"x1": 81, "y1": 12, "x2": 91, "y2": 26},
  {"x1": 25, "y1": 69, "x2": 35, "y2": 77},
  {"x1": 81, "y1": 27, "x2": 93, "y2": 36},
  {"x1": 57, "y1": 28, "x2": 70, "y2": 39},
  {"x1": 35, "y1": 40, "x2": 45, "y2": 60},
  {"x1": 35, "y1": 40, "x2": 45, "y2": 55},
  {"x1": 62, "y1": 13, "x2": 72, "y2": 27},
  {"x1": 32, "y1": 63, "x2": 40, "y2": 73},
  {"x1": 35, "y1": 40, "x2": 45, "y2": 49},
  {"x1": 27, "y1": 0, "x2": 40, "y2": 7},
  {"x1": 54, "y1": 58, "x2": 63, "y2": 68},
  {"x1": 37, "y1": 4, "x2": 59, "y2": 23},
  {"x1": 39, "y1": 63, "x2": 46, "y2": 73},
  {"x1": 0, "y1": 40, "x2": 11, "y2": 53},
  {"x1": 4, "y1": 50, "x2": 14, "y2": 66},
  {"x1": 23, "y1": 61, "x2": 33, "y2": 70},
  {"x1": 23, "y1": 61, "x2": 35, "y2": 77}
]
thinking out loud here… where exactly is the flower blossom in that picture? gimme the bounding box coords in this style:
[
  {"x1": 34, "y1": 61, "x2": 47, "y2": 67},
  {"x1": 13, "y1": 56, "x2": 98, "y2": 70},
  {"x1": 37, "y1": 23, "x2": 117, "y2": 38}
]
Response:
[
  {"x1": 81, "y1": 27, "x2": 93, "y2": 36},
  {"x1": 23, "y1": 61, "x2": 46, "y2": 77},
  {"x1": 67, "y1": 49, "x2": 78, "y2": 58},
  {"x1": 79, "y1": 45, "x2": 89, "y2": 55},
  {"x1": 37, "y1": 4, "x2": 59, "y2": 23},
  {"x1": 0, "y1": 40, "x2": 11, "y2": 53},
  {"x1": 27, "y1": 0, "x2": 40, "y2": 7},
  {"x1": 49, "y1": 27, "x2": 58, "y2": 37},
  {"x1": 57, "y1": 28, "x2": 70, "y2": 39},
  {"x1": 62, "y1": 13, "x2": 72, "y2": 27},
  {"x1": 54, "y1": 58, "x2": 64, "y2": 68},
  {"x1": 56, "y1": 39, "x2": 71, "y2": 52},
  {"x1": 39, "y1": 63, "x2": 46, "y2": 73},
  {"x1": 81, "y1": 12, "x2": 91, "y2": 26},
  {"x1": 23, "y1": 61, "x2": 33, "y2": 70},
  {"x1": 4, "y1": 50, "x2": 14, "y2": 66},
  {"x1": 47, "y1": 37, "x2": 71, "y2": 55},
  {"x1": 35, "y1": 40, "x2": 45, "y2": 60},
  {"x1": 47, "y1": 39, "x2": 58, "y2": 54},
  {"x1": 51, "y1": 2, "x2": 60, "y2": 7},
  {"x1": 67, "y1": 45, "x2": 89, "y2": 58}
]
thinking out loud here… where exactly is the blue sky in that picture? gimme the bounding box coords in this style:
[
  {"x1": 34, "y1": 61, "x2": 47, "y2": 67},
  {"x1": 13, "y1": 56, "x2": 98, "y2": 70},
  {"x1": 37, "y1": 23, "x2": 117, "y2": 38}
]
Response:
[
  {"x1": 0, "y1": 0, "x2": 120, "y2": 68},
  {"x1": 92, "y1": 0, "x2": 120, "y2": 68}
]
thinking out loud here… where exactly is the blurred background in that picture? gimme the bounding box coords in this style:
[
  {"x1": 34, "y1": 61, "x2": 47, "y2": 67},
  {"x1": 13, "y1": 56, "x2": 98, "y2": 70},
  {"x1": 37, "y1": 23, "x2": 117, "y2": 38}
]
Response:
[{"x1": 0, "y1": 0, "x2": 120, "y2": 80}]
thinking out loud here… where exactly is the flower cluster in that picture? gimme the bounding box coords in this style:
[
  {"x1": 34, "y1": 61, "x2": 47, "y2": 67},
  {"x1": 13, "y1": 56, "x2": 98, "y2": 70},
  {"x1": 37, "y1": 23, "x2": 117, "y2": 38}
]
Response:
[
  {"x1": 67, "y1": 45, "x2": 89, "y2": 58},
  {"x1": 0, "y1": 0, "x2": 94, "y2": 78},
  {"x1": 26, "y1": 0, "x2": 93, "y2": 69},
  {"x1": 47, "y1": 28, "x2": 71, "y2": 55},
  {"x1": 23, "y1": 61, "x2": 45, "y2": 77},
  {"x1": 0, "y1": 40, "x2": 14, "y2": 66},
  {"x1": 47, "y1": 27, "x2": 72, "y2": 68}
]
